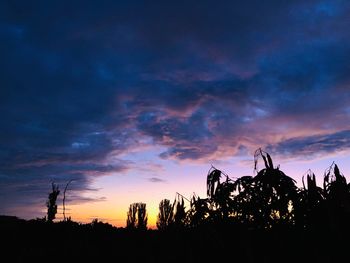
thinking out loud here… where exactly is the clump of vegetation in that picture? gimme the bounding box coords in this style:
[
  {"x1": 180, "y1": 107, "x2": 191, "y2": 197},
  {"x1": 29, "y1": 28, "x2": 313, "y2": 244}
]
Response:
[
  {"x1": 46, "y1": 182, "x2": 60, "y2": 222},
  {"x1": 155, "y1": 148, "x2": 350, "y2": 231}
]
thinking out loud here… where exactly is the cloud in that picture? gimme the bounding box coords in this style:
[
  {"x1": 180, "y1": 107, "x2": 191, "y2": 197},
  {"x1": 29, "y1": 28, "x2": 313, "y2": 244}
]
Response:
[
  {"x1": 0, "y1": 160, "x2": 127, "y2": 217},
  {"x1": 267, "y1": 130, "x2": 350, "y2": 159},
  {"x1": 147, "y1": 177, "x2": 166, "y2": 183},
  {"x1": 1, "y1": 0, "x2": 350, "y2": 217}
]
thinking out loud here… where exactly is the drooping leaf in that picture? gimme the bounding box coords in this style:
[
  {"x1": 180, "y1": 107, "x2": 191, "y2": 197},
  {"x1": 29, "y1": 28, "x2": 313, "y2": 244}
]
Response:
[
  {"x1": 261, "y1": 154, "x2": 269, "y2": 169},
  {"x1": 266, "y1": 153, "x2": 274, "y2": 169}
]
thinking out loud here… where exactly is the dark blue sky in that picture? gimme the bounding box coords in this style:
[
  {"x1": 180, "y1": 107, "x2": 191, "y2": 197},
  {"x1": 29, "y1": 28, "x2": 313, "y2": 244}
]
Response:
[{"x1": 1, "y1": 0, "x2": 350, "y2": 222}]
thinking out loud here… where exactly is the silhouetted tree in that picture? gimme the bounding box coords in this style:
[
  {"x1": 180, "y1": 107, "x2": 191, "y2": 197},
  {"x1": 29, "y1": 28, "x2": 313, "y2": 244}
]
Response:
[
  {"x1": 126, "y1": 203, "x2": 137, "y2": 229},
  {"x1": 137, "y1": 203, "x2": 148, "y2": 230},
  {"x1": 126, "y1": 202, "x2": 148, "y2": 230},
  {"x1": 46, "y1": 182, "x2": 60, "y2": 222},
  {"x1": 156, "y1": 199, "x2": 174, "y2": 230}
]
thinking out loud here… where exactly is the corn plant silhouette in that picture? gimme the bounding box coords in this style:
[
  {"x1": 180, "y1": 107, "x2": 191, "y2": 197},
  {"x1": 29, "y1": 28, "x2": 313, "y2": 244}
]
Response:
[
  {"x1": 184, "y1": 148, "x2": 302, "y2": 228},
  {"x1": 126, "y1": 202, "x2": 148, "y2": 230},
  {"x1": 172, "y1": 193, "x2": 188, "y2": 227},
  {"x1": 232, "y1": 149, "x2": 298, "y2": 228},
  {"x1": 323, "y1": 163, "x2": 350, "y2": 229},
  {"x1": 208, "y1": 150, "x2": 350, "y2": 231},
  {"x1": 206, "y1": 166, "x2": 235, "y2": 221},
  {"x1": 323, "y1": 163, "x2": 349, "y2": 206},
  {"x1": 46, "y1": 182, "x2": 60, "y2": 222},
  {"x1": 187, "y1": 194, "x2": 209, "y2": 227},
  {"x1": 294, "y1": 170, "x2": 325, "y2": 228}
]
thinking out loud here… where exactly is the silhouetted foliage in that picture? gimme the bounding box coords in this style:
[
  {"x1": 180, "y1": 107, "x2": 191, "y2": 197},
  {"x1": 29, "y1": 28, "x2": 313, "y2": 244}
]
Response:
[
  {"x1": 207, "y1": 167, "x2": 221, "y2": 198},
  {"x1": 246, "y1": 149, "x2": 298, "y2": 228},
  {"x1": 185, "y1": 148, "x2": 350, "y2": 231},
  {"x1": 46, "y1": 182, "x2": 60, "y2": 222},
  {"x1": 187, "y1": 195, "x2": 209, "y2": 227},
  {"x1": 323, "y1": 162, "x2": 350, "y2": 228},
  {"x1": 3, "y1": 149, "x2": 350, "y2": 263},
  {"x1": 172, "y1": 193, "x2": 187, "y2": 227},
  {"x1": 206, "y1": 167, "x2": 235, "y2": 219},
  {"x1": 137, "y1": 203, "x2": 148, "y2": 230},
  {"x1": 126, "y1": 202, "x2": 137, "y2": 228},
  {"x1": 294, "y1": 170, "x2": 325, "y2": 228},
  {"x1": 91, "y1": 218, "x2": 115, "y2": 232},
  {"x1": 126, "y1": 202, "x2": 148, "y2": 230},
  {"x1": 156, "y1": 199, "x2": 174, "y2": 230}
]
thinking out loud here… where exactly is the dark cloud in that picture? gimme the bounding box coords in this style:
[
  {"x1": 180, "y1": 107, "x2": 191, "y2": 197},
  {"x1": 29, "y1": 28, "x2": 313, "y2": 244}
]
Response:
[
  {"x1": 267, "y1": 130, "x2": 350, "y2": 159},
  {"x1": 1, "y1": 0, "x2": 350, "y2": 217},
  {"x1": 148, "y1": 177, "x2": 166, "y2": 183},
  {"x1": 0, "y1": 159, "x2": 128, "y2": 218}
]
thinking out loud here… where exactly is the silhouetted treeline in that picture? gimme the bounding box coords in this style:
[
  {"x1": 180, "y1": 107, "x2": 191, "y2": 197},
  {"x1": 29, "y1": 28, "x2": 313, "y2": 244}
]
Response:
[{"x1": 2, "y1": 149, "x2": 350, "y2": 263}]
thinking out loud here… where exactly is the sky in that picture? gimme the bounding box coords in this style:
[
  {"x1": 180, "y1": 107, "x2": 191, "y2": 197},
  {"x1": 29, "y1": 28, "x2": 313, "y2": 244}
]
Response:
[{"x1": 1, "y1": 0, "x2": 350, "y2": 228}]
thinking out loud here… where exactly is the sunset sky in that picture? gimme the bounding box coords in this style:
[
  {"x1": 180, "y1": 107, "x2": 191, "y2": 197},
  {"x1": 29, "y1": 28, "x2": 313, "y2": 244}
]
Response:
[{"x1": 1, "y1": 0, "x2": 350, "y2": 228}]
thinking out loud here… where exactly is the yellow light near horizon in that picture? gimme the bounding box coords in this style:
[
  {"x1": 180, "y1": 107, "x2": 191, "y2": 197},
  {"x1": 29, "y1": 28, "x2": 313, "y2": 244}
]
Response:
[{"x1": 61, "y1": 194, "x2": 160, "y2": 229}]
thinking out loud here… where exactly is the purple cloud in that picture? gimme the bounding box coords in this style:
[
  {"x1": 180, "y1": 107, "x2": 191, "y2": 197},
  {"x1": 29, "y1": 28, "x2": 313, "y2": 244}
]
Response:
[{"x1": 1, "y1": 0, "x2": 350, "y2": 217}]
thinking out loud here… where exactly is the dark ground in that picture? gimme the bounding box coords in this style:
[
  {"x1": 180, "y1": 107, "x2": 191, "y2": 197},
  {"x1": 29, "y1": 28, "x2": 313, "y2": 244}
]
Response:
[{"x1": 1, "y1": 215, "x2": 348, "y2": 263}]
